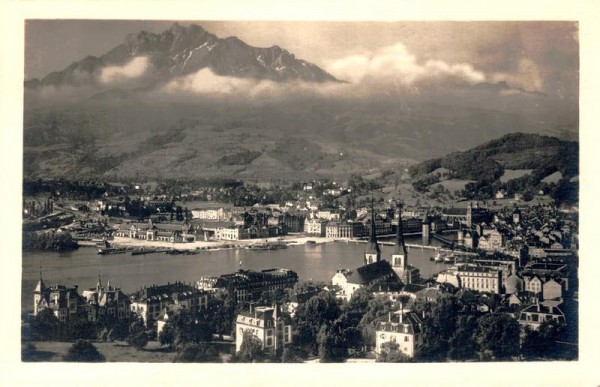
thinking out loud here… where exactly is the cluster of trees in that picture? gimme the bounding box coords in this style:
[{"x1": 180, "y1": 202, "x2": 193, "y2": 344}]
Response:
[
  {"x1": 24, "y1": 308, "x2": 134, "y2": 343},
  {"x1": 347, "y1": 174, "x2": 383, "y2": 196},
  {"x1": 22, "y1": 230, "x2": 78, "y2": 251},
  {"x1": 408, "y1": 133, "x2": 578, "y2": 205},
  {"x1": 23, "y1": 178, "x2": 119, "y2": 200},
  {"x1": 218, "y1": 150, "x2": 262, "y2": 166},
  {"x1": 290, "y1": 288, "x2": 394, "y2": 363},
  {"x1": 413, "y1": 295, "x2": 575, "y2": 362}
]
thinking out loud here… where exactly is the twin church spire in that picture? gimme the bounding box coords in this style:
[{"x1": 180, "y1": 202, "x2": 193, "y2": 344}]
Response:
[{"x1": 364, "y1": 199, "x2": 408, "y2": 269}]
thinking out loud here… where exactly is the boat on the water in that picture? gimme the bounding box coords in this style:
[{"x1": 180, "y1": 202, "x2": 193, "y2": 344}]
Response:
[
  {"x1": 306, "y1": 240, "x2": 317, "y2": 245},
  {"x1": 433, "y1": 251, "x2": 445, "y2": 263},
  {"x1": 245, "y1": 242, "x2": 287, "y2": 251},
  {"x1": 97, "y1": 246, "x2": 127, "y2": 255},
  {"x1": 97, "y1": 240, "x2": 127, "y2": 255},
  {"x1": 444, "y1": 254, "x2": 455, "y2": 264}
]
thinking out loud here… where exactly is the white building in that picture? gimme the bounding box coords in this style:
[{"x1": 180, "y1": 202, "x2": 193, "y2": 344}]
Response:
[
  {"x1": 375, "y1": 310, "x2": 423, "y2": 358},
  {"x1": 304, "y1": 218, "x2": 326, "y2": 236},
  {"x1": 457, "y1": 265, "x2": 502, "y2": 294},
  {"x1": 235, "y1": 305, "x2": 292, "y2": 354},
  {"x1": 215, "y1": 226, "x2": 241, "y2": 241}
]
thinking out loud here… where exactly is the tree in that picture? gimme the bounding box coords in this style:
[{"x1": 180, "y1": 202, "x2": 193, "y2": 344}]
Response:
[
  {"x1": 237, "y1": 331, "x2": 265, "y2": 363},
  {"x1": 158, "y1": 323, "x2": 176, "y2": 348},
  {"x1": 377, "y1": 341, "x2": 411, "y2": 363},
  {"x1": 317, "y1": 323, "x2": 348, "y2": 363},
  {"x1": 522, "y1": 320, "x2": 569, "y2": 360},
  {"x1": 416, "y1": 297, "x2": 459, "y2": 362},
  {"x1": 63, "y1": 340, "x2": 105, "y2": 362},
  {"x1": 208, "y1": 289, "x2": 238, "y2": 336},
  {"x1": 29, "y1": 308, "x2": 59, "y2": 341},
  {"x1": 127, "y1": 317, "x2": 148, "y2": 350},
  {"x1": 448, "y1": 315, "x2": 478, "y2": 361},
  {"x1": 475, "y1": 313, "x2": 520, "y2": 360}
]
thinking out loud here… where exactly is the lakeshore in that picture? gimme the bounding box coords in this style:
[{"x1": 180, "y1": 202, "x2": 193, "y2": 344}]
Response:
[{"x1": 109, "y1": 235, "x2": 342, "y2": 251}]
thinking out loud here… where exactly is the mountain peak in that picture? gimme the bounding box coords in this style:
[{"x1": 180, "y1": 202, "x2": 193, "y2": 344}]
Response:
[{"x1": 29, "y1": 23, "x2": 339, "y2": 88}]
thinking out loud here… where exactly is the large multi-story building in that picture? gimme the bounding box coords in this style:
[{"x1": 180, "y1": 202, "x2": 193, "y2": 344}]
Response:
[
  {"x1": 279, "y1": 212, "x2": 305, "y2": 233},
  {"x1": 375, "y1": 310, "x2": 423, "y2": 358},
  {"x1": 191, "y1": 206, "x2": 230, "y2": 221},
  {"x1": 325, "y1": 221, "x2": 363, "y2": 238},
  {"x1": 197, "y1": 268, "x2": 298, "y2": 302},
  {"x1": 129, "y1": 282, "x2": 210, "y2": 326},
  {"x1": 235, "y1": 305, "x2": 292, "y2": 354},
  {"x1": 115, "y1": 221, "x2": 194, "y2": 242},
  {"x1": 478, "y1": 228, "x2": 506, "y2": 251},
  {"x1": 33, "y1": 273, "x2": 131, "y2": 323},
  {"x1": 80, "y1": 277, "x2": 132, "y2": 322},
  {"x1": 33, "y1": 276, "x2": 84, "y2": 323},
  {"x1": 456, "y1": 265, "x2": 502, "y2": 294},
  {"x1": 304, "y1": 218, "x2": 327, "y2": 236}
]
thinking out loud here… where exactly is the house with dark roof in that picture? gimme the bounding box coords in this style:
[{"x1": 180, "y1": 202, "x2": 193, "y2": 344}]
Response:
[
  {"x1": 518, "y1": 303, "x2": 566, "y2": 331},
  {"x1": 332, "y1": 203, "x2": 405, "y2": 300},
  {"x1": 33, "y1": 275, "x2": 85, "y2": 323},
  {"x1": 235, "y1": 305, "x2": 292, "y2": 354},
  {"x1": 375, "y1": 310, "x2": 423, "y2": 358},
  {"x1": 129, "y1": 282, "x2": 209, "y2": 326},
  {"x1": 197, "y1": 268, "x2": 298, "y2": 302},
  {"x1": 33, "y1": 273, "x2": 131, "y2": 323}
]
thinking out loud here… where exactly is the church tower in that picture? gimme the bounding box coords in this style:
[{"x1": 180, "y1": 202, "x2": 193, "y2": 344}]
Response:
[
  {"x1": 391, "y1": 202, "x2": 408, "y2": 271},
  {"x1": 364, "y1": 199, "x2": 381, "y2": 265}
]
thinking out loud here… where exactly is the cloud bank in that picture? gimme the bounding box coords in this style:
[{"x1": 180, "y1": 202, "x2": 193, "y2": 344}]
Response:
[
  {"x1": 325, "y1": 43, "x2": 486, "y2": 86},
  {"x1": 159, "y1": 42, "x2": 502, "y2": 100},
  {"x1": 100, "y1": 57, "x2": 149, "y2": 84}
]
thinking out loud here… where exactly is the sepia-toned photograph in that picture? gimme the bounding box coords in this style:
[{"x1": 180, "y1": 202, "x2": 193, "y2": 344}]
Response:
[{"x1": 20, "y1": 18, "x2": 580, "y2": 366}]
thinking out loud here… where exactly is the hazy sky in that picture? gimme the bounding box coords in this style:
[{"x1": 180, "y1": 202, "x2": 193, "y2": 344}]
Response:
[{"x1": 25, "y1": 20, "x2": 578, "y2": 100}]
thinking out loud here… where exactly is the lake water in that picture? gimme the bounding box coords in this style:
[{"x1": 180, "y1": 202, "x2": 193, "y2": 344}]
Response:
[{"x1": 22, "y1": 237, "x2": 447, "y2": 312}]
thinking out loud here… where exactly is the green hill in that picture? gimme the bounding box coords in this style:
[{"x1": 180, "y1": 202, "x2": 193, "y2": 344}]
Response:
[{"x1": 409, "y1": 133, "x2": 578, "y2": 204}]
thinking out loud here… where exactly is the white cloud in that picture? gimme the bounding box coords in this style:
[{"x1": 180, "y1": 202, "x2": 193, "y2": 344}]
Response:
[
  {"x1": 158, "y1": 44, "x2": 544, "y2": 102},
  {"x1": 100, "y1": 57, "x2": 149, "y2": 84},
  {"x1": 324, "y1": 43, "x2": 486, "y2": 86},
  {"x1": 161, "y1": 68, "x2": 348, "y2": 100}
]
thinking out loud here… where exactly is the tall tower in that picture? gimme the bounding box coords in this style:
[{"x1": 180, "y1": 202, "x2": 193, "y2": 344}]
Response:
[
  {"x1": 33, "y1": 269, "x2": 46, "y2": 316},
  {"x1": 364, "y1": 199, "x2": 381, "y2": 265},
  {"x1": 422, "y1": 212, "x2": 431, "y2": 244},
  {"x1": 466, "y1": 202, "x2": 473, "y2": 227},
  {"x1": 392, "y1": 202, "x2": 408, "y2": 271}
]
